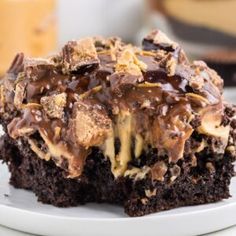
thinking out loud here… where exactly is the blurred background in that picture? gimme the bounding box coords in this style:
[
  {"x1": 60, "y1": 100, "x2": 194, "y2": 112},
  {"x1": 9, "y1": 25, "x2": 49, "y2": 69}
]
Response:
[{"x1": 0, "y1": 0, "x2": 235, "y2": 87}]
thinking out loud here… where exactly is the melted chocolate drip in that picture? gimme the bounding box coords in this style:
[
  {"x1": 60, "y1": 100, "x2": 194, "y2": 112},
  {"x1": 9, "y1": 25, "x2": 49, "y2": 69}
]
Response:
[{"x1": 0, "y1": 31, "x2": 226, "y2": 179}]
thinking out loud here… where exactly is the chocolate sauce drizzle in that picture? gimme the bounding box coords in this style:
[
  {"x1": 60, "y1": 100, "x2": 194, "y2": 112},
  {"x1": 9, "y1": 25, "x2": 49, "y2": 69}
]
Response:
[{"x1": 0, "y1": 30, "x2": 228, "y2": 179}]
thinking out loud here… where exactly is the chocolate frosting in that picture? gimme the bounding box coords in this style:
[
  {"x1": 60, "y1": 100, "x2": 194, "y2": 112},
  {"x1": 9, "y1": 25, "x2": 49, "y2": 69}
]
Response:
[{"x1": 0, "y1": 30, "x2": 229, "y2": 179}]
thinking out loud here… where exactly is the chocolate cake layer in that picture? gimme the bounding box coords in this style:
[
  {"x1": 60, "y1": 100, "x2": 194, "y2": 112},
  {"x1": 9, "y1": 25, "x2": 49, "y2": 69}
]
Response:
[
  {"x1": 0, "y1": 30, "x2": 236, "y2": 216},
  {"x1": 0, "y1": 128, "x2": 234, "y2": 216}
]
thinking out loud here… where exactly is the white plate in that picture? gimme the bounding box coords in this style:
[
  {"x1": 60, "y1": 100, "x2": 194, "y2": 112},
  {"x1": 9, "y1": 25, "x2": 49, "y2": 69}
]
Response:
[
  {"x1": 1, "y1": 88, "x2": 236, "y2": 236},
  {"x1": 0, "y1": 163, "x2": 236, "y2": 236}
]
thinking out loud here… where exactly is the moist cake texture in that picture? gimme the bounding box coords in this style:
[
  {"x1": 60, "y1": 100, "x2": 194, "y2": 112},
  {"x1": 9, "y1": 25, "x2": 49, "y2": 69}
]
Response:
[{"x1": 0, "y1": 30, "x2": 236, "y2": 216}]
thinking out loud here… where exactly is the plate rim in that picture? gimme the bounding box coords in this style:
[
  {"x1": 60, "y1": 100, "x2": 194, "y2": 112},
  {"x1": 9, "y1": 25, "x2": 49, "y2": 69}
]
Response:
[{"x1": 1, "y1": 164, "x2": 236, "y2": 236}]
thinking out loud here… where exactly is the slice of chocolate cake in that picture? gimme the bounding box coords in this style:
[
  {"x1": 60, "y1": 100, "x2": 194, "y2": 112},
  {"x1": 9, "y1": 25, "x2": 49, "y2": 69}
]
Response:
[{"x1": 0, "y1": 30, "x2": 236, "y2": 217}]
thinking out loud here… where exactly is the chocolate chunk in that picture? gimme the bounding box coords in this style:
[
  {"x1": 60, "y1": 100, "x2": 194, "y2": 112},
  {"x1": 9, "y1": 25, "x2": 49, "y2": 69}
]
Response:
[
  {"x1": 109, "y1": 73, "x2": 141, "y2": 95},
  {"x1": 142, "y1": 30, "x2": 177, "y2": 52},
  {"x1": 7, "y1": 53, "x2": 24, "y2": 75},
  {"x1": 62, "y1": 38, "x2": 99, "y2": 73},
  {"x1": 69, "y1": 100, "x2": 112, "y2": 148},
  {"x1": 40, "y1": 93, "x2": 67, "y2": 119},
  {"x1": 143, "y1": 30, "x2": 188, "y2": 67},
  {"x1": 24, "y1": 57, "x2": 55, "y2": 81}
]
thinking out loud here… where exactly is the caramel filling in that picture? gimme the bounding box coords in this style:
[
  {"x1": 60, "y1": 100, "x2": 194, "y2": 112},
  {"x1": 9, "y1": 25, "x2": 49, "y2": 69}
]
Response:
[{"x1": 103, "y1": 111, "x2": 134, "y2": 177}]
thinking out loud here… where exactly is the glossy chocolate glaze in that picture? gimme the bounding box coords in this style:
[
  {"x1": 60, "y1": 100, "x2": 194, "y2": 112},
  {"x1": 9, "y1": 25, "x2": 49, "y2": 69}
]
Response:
[{"x1": 0, "y1": 30, "x2": 228, "y2": 179}]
